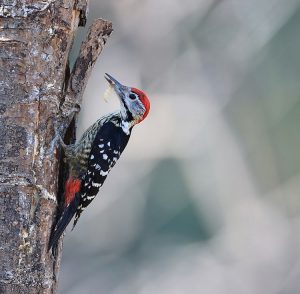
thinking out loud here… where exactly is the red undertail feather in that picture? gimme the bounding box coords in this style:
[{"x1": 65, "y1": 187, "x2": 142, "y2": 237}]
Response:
[{"x1": 65, "y1": 178, "x2": 81, "y2": 207}]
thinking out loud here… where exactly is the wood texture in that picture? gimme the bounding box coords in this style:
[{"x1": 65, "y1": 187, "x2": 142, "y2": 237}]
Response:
[{"x1": 0, "y1": 0, "x2": 112, "y2": 292}]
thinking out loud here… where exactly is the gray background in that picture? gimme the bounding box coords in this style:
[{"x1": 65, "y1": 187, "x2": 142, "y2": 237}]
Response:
[{"x1": 59, "y1": 0, "x2": 300, "y2": 293}]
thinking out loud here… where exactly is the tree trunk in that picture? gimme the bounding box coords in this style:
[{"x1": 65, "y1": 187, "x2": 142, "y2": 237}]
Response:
[{"x1": 0, "y1": 1, "x2": 112, "y2": 292}]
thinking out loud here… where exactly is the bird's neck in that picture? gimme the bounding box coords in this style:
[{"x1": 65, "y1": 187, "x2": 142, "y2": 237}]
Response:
[
  {"x1": 120, "y1": 119, "x2": 133, "y2": 135},
  {"x1": 110, "y1": 111, "x2": 134, "y2": 135}
]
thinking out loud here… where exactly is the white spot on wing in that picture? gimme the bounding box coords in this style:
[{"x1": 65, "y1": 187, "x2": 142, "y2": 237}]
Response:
[
  {"x1": 103, "y1": 154, "x2": 108, "y2": 160},
  {"x1": 100, "y1": 170, "x2": 108, "y2": 176}
]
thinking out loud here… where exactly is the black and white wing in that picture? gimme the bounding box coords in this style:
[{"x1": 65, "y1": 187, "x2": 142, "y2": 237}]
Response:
[{"x1": 72, "y1": 120, "x2": 131, "y2": 228}]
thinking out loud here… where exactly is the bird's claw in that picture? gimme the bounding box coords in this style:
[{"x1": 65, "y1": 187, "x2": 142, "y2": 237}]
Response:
[{"x1": 47, "y1": 128, "x2": 67, "y2": 156}]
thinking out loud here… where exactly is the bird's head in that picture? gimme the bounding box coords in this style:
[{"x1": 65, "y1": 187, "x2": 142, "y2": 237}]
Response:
[{"x1": 104, "y1": 73, "x2": 150, "y2": 127}]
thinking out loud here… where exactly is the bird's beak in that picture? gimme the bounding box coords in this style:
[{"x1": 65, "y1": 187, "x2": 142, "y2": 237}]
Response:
[
  {"x1": 105, "y1": 73, "x2": 122, "y2": 88},
  {"x1": 104, "y1": 73, "x2": 128, "y2": 100}
]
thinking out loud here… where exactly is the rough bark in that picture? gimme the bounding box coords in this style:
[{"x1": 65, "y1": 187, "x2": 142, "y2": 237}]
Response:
[{"x1": 0, "y1": 1, "x2": 112, "y2": 292}]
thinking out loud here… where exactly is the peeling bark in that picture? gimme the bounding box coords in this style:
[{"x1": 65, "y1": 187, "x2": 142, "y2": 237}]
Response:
[{"x1": 0, "y1": 1, "x2": 112, "y2": 292}]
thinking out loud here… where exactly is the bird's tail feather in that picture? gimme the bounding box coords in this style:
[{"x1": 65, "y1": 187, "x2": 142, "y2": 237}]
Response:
[{"x1": 48, "y1": 192, "x2": 80, "y2": 251}]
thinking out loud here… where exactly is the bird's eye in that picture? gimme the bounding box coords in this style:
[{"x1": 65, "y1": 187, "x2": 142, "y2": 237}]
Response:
[{"x1": 129, "y1": 93, "x2": 137, "y2": 100}]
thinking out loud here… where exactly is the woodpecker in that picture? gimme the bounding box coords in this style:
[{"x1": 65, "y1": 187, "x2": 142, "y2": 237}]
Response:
[{"x1": 49, "y1": 73, "x2": 150, "y2": 249}]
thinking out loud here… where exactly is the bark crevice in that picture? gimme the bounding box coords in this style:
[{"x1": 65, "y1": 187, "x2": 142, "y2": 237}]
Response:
[{"x1": 60, "y1": 18, "x2": 112, "y2": 126}]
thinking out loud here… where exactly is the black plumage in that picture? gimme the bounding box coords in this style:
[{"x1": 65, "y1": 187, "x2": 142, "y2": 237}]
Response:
[
  {"x1": 73, "y1": 119, "x2": 131, "y2": 227},
  {"x1": 49, "y1": 115, "x2": 131, "y2": 250}
]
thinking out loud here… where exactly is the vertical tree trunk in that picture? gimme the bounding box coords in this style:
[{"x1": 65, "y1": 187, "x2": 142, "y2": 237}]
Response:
[{"x1": 0, "y1": 1, "x2": 112, "y2": 292}]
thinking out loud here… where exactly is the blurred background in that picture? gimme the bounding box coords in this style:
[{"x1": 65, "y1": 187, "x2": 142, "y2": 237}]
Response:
[{"x1": 60, "y1": 0, "x2": 300, "y2": 293}]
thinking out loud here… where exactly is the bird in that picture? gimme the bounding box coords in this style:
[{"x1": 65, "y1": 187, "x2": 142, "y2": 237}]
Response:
[{"x1": 49, "y1": 73, "x2": 150, "y2": 250}]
